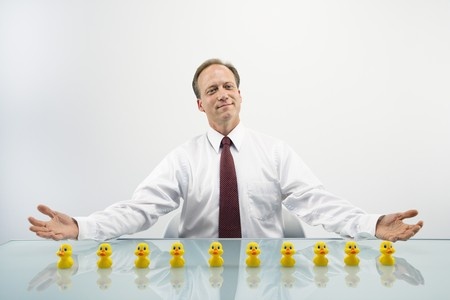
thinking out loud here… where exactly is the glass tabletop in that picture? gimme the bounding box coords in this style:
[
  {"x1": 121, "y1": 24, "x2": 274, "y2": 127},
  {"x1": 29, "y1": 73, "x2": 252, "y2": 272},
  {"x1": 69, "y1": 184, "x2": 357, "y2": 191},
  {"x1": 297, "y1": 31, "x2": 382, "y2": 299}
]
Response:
[{"x1": 0, "y1": 238, "x2": 447, "y2": 299}]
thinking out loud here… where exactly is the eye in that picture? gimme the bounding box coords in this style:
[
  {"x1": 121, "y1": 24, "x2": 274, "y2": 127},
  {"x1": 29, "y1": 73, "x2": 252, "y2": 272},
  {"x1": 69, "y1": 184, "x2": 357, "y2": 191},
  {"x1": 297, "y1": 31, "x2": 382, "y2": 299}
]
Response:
[
  {"x1": 218, "y1": 246, "x2": 220, "y2": 250},
  {"x1": 206, "y1": 87, "x2": 217, "y2": 95}
]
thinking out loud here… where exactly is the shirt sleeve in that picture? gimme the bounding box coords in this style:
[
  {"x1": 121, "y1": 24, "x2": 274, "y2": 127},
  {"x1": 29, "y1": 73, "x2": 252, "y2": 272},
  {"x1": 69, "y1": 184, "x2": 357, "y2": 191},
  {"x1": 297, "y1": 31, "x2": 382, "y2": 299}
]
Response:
[
  {"x1": 277, "y1": 142, "x2": 381, "y2": 239},
  {"x1": 75, "y1": 148, "x2": 189, "y2": 240}
]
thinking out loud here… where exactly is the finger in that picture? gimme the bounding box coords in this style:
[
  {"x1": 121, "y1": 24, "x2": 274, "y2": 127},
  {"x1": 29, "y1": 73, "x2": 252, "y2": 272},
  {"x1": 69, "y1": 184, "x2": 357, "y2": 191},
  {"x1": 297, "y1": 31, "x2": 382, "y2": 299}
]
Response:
[
  {"x1": 398, "y1": 223, "x2": 423, "y2": 241},
  {"x1": 398, "y1": 209, "x2": 419, "y2": 220},
  {"x1": 411, "y1": 222, "x2": 424, "y2": 235},
  {"x1": 36, "y1": 230, "x2": 63, "y2": 241},
  {"x1": 37, "y1": 204, "x2": 57, "y2": 219},
  {"x1": 28, "y1": 216, "x2": 48, "y2": 228},
  {"x1": 29, "y1": 225, "x2": 49, "y2": 233}
]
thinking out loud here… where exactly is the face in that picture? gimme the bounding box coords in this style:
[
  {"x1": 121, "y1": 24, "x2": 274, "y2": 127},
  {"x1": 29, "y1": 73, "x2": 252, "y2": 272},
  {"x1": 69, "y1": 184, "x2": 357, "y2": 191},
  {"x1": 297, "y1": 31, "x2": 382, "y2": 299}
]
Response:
[{"x1": 196, "y1": 64, "x2": 242, "y2": 133}]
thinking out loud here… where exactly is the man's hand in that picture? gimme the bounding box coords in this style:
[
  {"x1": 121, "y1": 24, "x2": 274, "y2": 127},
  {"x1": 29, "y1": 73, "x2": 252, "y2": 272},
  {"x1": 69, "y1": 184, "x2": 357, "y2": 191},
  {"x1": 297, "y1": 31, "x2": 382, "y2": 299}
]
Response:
[
  {"x1": 28, "y1": 205, "x2": 79, "y2": 240},
  {"x1": 375, "y1": 209, "x2": 423, "y2": 242}
]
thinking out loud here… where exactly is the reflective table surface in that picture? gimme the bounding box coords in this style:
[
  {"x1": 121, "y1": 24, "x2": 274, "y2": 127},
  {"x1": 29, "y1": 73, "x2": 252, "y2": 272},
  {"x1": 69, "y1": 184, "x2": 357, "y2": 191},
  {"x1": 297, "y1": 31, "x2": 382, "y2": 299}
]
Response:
[{"x1": 0, "y1": 238, "x2": 447, "y2": 299}]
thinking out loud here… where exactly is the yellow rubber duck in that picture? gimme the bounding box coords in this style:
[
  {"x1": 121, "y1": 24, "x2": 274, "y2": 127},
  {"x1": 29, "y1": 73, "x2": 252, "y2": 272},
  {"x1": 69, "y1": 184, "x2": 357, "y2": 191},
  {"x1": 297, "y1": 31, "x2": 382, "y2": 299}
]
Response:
[
  {"x1": 97, "y1": 243, "x2": 113, "y2": 269},
  {"x1": 313, "y1": 241, "x2": 329, "y2": 267},
  {"x1": 245, "y1": 242, "x2": 261, "y2": 267},
  {"x1": 379, "y1": 241, "x2": 396, "y2": 266},
  {"x1": 344, "y1": 241, "x2": 360, "y2": 266},
  {"x1": 208, "y1": 241, "x2": 224, "y2": 267},
  {"x1": 170, "y1": 242, "x2": 185, "y2": 268},
  {"x1": 280, "y1": 241, "x2": 296, "y2": 267},
  {"x1": 134, "y1": 242, "x2": 150, "y2": 268},
  {"x1": 56, "y1": 243, "x2": 74, "y2": 269}
]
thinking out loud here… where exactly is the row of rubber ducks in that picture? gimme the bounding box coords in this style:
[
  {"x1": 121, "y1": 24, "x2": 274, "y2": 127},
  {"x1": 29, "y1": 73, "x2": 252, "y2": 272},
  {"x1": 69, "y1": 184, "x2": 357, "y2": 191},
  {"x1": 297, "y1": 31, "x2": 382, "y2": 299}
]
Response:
[{"x1": 56, "y1": 240, "x2": 396, "y2": 270}]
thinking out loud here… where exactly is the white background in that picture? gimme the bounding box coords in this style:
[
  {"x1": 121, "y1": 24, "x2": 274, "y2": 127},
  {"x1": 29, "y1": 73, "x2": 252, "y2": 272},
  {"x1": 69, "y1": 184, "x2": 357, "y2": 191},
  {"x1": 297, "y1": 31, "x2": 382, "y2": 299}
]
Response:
[{"x1": 1, "y1": 0, "x2": 449, "y2": 244}]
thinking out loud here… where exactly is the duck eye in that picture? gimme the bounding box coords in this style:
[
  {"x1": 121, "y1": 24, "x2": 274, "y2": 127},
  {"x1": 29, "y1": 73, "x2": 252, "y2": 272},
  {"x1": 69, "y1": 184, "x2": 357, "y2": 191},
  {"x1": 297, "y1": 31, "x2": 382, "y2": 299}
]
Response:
[{"x1": 218, "y1": 246, "x2": 220, "y2": 250}]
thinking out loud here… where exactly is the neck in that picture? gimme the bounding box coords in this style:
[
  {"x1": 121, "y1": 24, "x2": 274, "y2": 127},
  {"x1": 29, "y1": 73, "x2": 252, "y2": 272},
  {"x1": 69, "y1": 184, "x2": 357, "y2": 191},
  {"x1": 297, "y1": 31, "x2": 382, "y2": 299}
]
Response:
[{"x1": 210, "y1": 119, "x2": 240, "y2": 136}]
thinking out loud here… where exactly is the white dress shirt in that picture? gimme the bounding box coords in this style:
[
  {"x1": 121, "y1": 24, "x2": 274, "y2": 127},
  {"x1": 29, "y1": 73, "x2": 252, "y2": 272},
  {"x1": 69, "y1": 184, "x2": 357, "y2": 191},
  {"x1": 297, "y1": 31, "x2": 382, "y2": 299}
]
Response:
[{"x1": 76, "y1": 123, "x2": 381, "y2": 240}]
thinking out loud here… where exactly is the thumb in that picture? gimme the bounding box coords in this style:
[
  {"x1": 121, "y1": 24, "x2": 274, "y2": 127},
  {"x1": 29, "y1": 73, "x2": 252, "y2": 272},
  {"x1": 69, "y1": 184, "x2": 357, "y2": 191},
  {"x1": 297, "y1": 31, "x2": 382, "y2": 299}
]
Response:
[{"x1": 398, "y1": 209, "x2": 419, "y2": 220}]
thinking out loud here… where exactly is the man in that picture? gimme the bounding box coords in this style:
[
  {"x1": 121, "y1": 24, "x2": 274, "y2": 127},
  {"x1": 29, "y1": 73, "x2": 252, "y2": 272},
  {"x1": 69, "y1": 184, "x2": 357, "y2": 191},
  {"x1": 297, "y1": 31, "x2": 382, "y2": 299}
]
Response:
[{"x1": 28, "y1": 58, "x2": 423, "y2": 242}]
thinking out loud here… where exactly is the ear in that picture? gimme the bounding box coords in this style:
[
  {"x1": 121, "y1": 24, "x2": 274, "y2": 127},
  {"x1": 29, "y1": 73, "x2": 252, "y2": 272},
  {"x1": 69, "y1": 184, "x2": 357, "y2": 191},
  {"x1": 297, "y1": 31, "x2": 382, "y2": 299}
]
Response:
[{"x1": 197, "y1": 99, "x2": 205, "y2": 112}]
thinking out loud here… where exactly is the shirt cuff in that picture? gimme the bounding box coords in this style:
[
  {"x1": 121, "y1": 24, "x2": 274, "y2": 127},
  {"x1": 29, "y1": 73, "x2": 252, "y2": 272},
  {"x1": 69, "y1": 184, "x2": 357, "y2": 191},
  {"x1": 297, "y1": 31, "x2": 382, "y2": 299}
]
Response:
[
  {"x1": 352, "y1": 213, "x2": 383, "y2": 240},
  {"x1": 74, "y1": 216, "x2": 98, "y2": 240}
]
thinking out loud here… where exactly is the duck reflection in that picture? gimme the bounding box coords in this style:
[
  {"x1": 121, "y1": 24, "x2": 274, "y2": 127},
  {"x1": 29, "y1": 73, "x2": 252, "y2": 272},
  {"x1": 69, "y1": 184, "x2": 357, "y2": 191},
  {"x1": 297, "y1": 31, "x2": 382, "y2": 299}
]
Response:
[
  {"x1": 134, "y1": 267, "x2": 150, "y2": 289},
  {"x1": 209, "y1": 266, "x2": 224, "y2": 288},
  {"x1": 96, "y1": 268, "x2": 112, "y2": 290},
  {"x1": 56, "y1": 268, "x2": 75, "y2": 291},
  {"x1": 376, "y1": 256, "x2": 424, "y2": 288},
  {"x1": 245, "y1": 266, "x2": 261, "y2": 288},
  {"x1": 170, "y1": 268, "x2": 185, "y2": 292},
  {"x1": 344, "y1": 265, "x2": 360, "y2": 287},
  {"x1": 313, "y1": 266, "x2": 329, "y2": 288},
  {"x1": 280, "y1": 267, "x2": 296, "y2": 288}
]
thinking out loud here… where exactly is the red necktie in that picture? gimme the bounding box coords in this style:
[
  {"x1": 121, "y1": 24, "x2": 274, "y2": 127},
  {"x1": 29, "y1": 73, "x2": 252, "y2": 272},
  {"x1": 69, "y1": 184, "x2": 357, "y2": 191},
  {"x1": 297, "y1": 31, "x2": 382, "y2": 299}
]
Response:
[{"x1": 219, "y1": 137, "x2": 242, "y2": 238}]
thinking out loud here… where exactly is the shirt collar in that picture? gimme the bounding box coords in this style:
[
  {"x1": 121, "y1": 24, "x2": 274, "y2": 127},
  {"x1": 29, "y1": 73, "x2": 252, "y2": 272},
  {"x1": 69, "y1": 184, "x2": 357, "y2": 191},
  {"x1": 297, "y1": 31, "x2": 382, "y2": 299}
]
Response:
[{"x1": 207, "y1": 122, "x2": 245, "y2": 154}]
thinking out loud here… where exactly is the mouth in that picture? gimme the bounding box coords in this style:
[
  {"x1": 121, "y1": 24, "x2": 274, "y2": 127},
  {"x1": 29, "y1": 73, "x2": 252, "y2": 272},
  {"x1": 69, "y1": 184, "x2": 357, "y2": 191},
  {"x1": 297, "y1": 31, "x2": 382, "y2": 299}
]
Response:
[{"x1": 217, "y1": 103, "x2": 233, "y2": 109}]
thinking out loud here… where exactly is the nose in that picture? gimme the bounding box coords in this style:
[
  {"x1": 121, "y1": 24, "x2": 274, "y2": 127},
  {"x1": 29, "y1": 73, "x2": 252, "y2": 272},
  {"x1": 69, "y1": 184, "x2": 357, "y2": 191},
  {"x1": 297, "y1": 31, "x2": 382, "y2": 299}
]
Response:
[{"x1": 217, "y1": 89, "x2": 229, "y2": 101}]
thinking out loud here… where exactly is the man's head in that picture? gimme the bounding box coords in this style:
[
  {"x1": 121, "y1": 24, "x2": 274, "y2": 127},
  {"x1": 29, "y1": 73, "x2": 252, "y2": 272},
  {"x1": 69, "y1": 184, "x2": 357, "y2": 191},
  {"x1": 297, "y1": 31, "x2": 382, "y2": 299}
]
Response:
[
  {"x1": 192, "y1": 58, "x2": 240, "y2": 99},
  {"x1": 194, "y1": 59, "x2": 242, "y2": 135}
]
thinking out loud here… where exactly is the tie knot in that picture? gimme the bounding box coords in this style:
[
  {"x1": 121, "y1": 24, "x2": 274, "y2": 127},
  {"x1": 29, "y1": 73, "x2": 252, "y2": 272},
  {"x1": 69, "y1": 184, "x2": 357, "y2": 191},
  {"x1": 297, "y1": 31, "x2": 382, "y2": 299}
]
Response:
[{"x1": 221, "y1": 136, "x2": 232, "y2": 147}]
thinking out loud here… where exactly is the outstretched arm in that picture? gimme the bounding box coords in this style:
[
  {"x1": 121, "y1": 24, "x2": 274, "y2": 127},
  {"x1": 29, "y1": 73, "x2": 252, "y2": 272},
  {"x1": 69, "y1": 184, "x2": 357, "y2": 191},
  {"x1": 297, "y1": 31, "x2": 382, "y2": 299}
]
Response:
[
  {"x1": 28, "y1": 204, "x2": 79, "y2": 240},
  {"x1": 375, "y1": 209, "x2": 423, "y2": 242}
]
